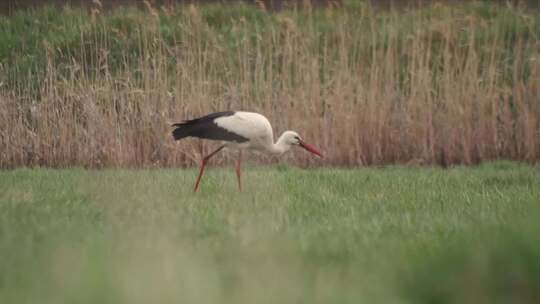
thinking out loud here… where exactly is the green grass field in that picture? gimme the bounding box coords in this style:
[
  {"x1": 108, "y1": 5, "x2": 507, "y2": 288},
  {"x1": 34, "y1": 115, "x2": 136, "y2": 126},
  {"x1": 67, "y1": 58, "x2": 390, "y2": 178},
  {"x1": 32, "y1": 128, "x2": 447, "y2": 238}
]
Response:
[{"x1": 1, "y1": 162, "x2": 539, "y2": 303}]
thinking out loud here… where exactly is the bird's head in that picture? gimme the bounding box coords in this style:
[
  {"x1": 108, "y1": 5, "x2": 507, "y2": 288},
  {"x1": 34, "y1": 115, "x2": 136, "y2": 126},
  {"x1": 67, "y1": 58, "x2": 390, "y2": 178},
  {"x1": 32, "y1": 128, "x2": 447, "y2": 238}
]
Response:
[{"x1": 281, "y1": 131, "x2": 323, "y2": 158}]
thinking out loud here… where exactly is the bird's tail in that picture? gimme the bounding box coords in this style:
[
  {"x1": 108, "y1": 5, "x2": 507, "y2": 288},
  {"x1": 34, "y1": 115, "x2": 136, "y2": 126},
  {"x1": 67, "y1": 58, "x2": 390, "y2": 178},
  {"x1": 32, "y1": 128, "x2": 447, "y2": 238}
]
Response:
[{"x1": 171, "y1": 122, "x2": 193, "y2": 140}]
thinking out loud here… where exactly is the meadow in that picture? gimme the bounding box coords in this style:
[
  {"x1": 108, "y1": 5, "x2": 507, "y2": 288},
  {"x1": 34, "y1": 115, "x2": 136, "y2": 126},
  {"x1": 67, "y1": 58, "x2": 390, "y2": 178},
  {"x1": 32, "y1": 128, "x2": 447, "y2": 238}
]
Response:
[
  {"x1": 1, "y1": 2, "x2": 540, "y2": 303},
  {"x1": 0, "y1": 2, "x2": 539, "y2": 168},
  {"x1": 1, "y1": 162, "x2": 539, "y2": 303}
]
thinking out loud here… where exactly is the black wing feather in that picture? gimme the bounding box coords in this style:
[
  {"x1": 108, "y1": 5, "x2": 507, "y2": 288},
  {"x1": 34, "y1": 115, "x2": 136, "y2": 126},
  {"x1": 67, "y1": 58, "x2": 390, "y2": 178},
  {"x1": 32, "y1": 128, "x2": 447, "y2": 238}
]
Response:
[{"x1": 172, "y1": 111, "x2": 249, "y2": 143}]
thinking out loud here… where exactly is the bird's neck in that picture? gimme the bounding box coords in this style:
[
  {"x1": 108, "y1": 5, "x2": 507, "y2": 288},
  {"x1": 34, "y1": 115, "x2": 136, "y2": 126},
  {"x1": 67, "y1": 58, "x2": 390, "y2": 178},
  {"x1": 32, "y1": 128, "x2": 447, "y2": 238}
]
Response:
[{"x1": 269, "y1": 133, "x2": 291, "y2": 155}]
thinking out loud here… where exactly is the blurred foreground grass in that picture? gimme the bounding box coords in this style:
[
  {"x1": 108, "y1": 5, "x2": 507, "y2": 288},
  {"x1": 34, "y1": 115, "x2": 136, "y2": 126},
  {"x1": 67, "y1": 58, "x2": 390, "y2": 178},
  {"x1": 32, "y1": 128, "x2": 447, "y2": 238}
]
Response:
[{"x1": 0, "y1": 162, "x2": 539, "y2": 303}]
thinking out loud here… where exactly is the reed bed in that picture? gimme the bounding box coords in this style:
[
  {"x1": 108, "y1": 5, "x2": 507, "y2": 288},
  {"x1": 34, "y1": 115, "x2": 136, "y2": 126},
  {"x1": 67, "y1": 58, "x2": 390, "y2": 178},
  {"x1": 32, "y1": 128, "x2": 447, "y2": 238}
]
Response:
[{"x1": 0, "y1": 2, "x2": 539, "y2": 168}]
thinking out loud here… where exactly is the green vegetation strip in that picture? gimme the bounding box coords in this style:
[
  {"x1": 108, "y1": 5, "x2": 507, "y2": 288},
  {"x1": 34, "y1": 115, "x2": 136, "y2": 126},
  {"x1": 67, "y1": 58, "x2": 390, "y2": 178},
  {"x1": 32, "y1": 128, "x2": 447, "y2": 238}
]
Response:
[
  {"x1": 1, "y1": 2, "x2": 539, "y2": 93},
  {"x1": 1, "y1": 162, "x2": 539, "y2": 303}
]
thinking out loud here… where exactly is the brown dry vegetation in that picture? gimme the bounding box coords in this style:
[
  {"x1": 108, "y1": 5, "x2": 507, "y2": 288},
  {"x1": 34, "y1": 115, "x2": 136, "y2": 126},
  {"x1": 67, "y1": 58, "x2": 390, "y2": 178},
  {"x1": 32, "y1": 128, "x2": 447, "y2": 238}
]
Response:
[{"x1": 0, "y1": 2, "x2": 539, "y2": 168}]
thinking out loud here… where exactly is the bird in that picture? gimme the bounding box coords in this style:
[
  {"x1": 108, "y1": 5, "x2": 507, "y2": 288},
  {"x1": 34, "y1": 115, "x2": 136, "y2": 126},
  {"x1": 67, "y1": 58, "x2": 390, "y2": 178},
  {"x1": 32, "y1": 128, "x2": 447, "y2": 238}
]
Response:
[{"x1": 172, "y1": 111, "x2": 323, "y2": 192}]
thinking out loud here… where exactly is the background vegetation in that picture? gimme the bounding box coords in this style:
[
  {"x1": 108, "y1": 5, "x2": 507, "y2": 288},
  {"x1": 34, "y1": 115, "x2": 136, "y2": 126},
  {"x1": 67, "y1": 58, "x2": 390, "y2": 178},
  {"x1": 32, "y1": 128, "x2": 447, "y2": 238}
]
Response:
[
  {"x1": 1, "y1": 1, "x2": 539, "y2": 168},
  {"x1": 1, "y1": 163, "x2": 539, "y2": 303}
]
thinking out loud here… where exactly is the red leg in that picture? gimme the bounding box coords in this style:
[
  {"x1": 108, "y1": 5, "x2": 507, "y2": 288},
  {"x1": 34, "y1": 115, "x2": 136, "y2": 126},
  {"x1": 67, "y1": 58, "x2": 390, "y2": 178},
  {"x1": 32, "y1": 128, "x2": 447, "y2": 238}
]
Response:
[
  {"x1": 235, "y1": 150, "x2": 242, "y2": 191},
  {"x1": 193, "y1": 145, "x2": 225, "y2": 192}
]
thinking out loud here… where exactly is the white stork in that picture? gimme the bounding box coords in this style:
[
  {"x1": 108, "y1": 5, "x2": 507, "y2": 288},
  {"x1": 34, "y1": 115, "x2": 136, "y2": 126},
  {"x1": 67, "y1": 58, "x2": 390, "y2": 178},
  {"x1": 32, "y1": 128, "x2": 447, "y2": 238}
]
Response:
[{"x1": 172, "y1": 111, "x2": 323, "y2": 192}]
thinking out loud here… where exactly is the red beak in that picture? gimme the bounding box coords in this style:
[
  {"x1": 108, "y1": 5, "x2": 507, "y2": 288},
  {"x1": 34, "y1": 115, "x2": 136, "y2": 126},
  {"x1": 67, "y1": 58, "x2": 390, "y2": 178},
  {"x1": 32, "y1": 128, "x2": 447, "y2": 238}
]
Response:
[{"x1": 299, "y1": 140, "x2": 324, "y2": 158}]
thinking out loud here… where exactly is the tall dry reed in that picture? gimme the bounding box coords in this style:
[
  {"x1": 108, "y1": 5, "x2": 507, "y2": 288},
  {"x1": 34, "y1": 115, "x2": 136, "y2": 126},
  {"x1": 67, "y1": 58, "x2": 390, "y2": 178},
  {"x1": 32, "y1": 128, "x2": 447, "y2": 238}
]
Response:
[{"x1": 0, "y1": 3, "x2": 539, "y2": 168}]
